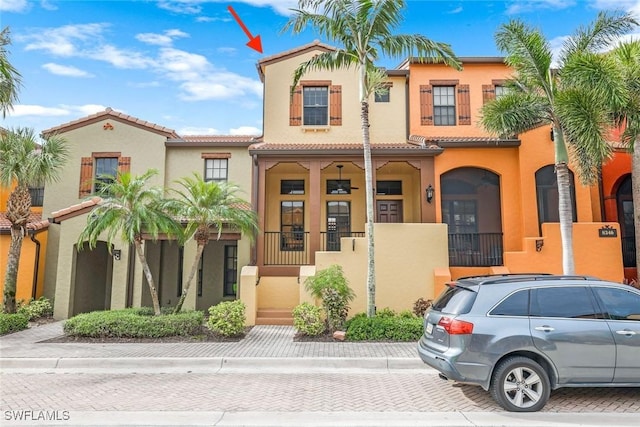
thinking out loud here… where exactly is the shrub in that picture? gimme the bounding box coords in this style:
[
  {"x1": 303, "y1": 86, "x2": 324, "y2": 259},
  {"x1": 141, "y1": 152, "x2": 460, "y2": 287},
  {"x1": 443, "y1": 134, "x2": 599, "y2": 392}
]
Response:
[
  {"x1": 292, "y1": 303, "x2": 325, "y2": 336},
  {"x1": 17, "y1": 297, "x2": 53, "y2": 320},
  {"x1": 345, "y1": 312, "x2": 422, "y2": 341},
  {"x1": 63, "y1": 309, "x2": 204, "y2": 338},
  {"x1": 207, "y1": 300, "x2": 246, "y2": 337},
  {"x1": 376, "y1": 307, "x2": 396, "y2": 318},
  {"x1": 305, "y1": 265, "x2": 355, "y2": 332},
  {"x1": 413, "y1": 297, "x2": 432, "y2": 317},
  {"x1": 0, "y1": 313, "x2": 29, "y2": 335}
]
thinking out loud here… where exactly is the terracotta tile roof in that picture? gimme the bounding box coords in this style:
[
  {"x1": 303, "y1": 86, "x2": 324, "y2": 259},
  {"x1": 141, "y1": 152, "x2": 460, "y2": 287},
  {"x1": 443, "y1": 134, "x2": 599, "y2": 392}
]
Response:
[
  {"x1": 0, "y1": 212, "x2": 49, "y2": 233},
  {"x1": 41, "y1": 108, "x2": 180, "y2": 138},
  {"x1": 51, "y1": 197, "x2": 101, "y2": 223},
  {"x1": 167, "y1": 135, "x2": 263, "y2": 145},
  {"x1": 249, "y1": 141, "x2": 444, "y2": 155},
  {"x1": 408, "y1": 135, "x2": 520, "y2": 147}
]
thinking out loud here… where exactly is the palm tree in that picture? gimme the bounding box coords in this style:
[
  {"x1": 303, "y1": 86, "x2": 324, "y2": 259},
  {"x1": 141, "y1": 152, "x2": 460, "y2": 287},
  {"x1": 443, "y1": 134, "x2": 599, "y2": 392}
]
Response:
[
  {"x1": 77, "y1": 169, "x2": 183, "y2": 316},
  {"x1": 164, "y1": 174, "x2": 258, "y2": 314},
  {"x1": 283, "y1": 0, "x2": 461, "y2": 316},
  {"x1": 480, "y1": 11, "x2": 637, "y2": 275},
  {"x1": 609, "y1": 40, "x2": 640, "y2": 278},
  {"x1": 0, "y1": 27, "x2": 22, "y2": 117},
  {"x1": 0, "y1": 128, "x2": 69, "y2": 313}
]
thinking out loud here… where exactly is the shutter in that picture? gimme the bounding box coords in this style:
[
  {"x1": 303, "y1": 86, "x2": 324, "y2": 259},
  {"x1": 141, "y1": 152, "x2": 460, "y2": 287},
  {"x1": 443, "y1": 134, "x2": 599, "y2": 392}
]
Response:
[
  {"x1": 482, "y1": 84, "x2": 495, "y2": 104},
  {"x1": 420, "y1": 85, "x2": 433, "y2": 126},
  {"x1": 329, "y1": 85, "x2": 342, "y2": 126},
  {"x1": 289, "y1": 85, "x2": 302, "y2": 126},
  {"x1": 79, "y1": 157, "x2": 93, "y2": 198},
  {"x1": 457, "y1": 84, "x2": 471, "y2": 125},
  {"x1": 118, "y1": 156, "x2": 131, "y2": 174}
]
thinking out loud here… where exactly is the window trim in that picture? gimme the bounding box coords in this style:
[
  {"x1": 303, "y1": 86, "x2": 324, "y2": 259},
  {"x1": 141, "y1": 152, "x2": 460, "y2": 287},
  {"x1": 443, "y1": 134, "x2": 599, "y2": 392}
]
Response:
[{"x1": 204, "y1": 158, "x2": 229, "y2": 182}]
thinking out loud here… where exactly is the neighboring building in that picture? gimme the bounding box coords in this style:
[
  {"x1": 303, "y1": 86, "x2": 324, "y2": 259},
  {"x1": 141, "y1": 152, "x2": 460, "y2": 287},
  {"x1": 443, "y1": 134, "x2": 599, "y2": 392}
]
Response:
[{"x1": 41, "y1": 108, "x2": 257, "y2": 319}]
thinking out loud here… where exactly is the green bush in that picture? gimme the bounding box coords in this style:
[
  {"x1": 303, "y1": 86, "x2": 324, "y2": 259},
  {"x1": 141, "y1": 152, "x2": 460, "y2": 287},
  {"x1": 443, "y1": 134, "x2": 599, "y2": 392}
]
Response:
[
  {"x1": 0, "y1": 313, "x2": 29, "y2": 335},
  {"x1": 305, "y1": 265, "x2": 355, "y2": 332},
  {"x1": 321, "y1": 287, "x2": 349, "y2": 332},
  {"x1": 345, "y1": 312, "x2": 422, "y2": 341},
  {"x1": 17, "y1": 297, "x2": 53, "y2": 320},
  {"x1": 376, "y1": 307, "x2": 396, "y2": 318},
  {"x1": 292, "y1": 303, "x2": 325, "y2": 336},
  {"x1": 63, "y1": 309, "x2": 204, "y2": 338},
  {"x1": 207, "y1": 300, "x2": 246, "y2": 337}
]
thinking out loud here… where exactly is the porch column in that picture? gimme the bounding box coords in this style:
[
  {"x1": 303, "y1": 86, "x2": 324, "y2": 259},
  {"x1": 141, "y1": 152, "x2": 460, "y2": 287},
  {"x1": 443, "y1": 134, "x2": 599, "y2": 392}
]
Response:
[
  {"x1": 420, "y1": 158, "x2": 436, "y2": 223},
  {"x1": 309, "y1": 160, "x2": 321, "y2": 264},
  {"x1": 256, "y1": 158, "x2": 266, "y2": 268}
]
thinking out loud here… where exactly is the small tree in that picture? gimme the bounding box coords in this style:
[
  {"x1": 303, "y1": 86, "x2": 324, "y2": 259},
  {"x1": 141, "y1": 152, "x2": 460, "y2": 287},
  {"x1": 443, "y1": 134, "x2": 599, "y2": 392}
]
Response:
[
  {"x1": 304, "y1": 264, "x2": 354, "y2": 332},
  {"x1": 77, "y1": 169, "x2": 182, "y2": 315}
]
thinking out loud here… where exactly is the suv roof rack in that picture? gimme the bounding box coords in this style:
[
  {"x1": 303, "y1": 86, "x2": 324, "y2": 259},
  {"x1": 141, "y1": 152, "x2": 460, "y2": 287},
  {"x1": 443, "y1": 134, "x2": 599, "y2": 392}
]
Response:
[{"x1": 457, "y1": 274, "x2": 595, "y2": 286}]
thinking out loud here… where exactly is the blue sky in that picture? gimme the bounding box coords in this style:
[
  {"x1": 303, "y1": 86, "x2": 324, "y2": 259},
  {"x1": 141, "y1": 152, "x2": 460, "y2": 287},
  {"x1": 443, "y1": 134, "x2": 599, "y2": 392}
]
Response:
[{"x1": 1, "y1": 0, "x2": 639, "y2": 136}]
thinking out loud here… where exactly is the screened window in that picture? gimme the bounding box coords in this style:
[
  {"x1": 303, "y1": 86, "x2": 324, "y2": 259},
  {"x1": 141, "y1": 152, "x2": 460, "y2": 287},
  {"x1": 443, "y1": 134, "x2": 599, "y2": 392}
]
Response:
[
  {"x1": 205, "y1": 158, "x2": 228, "y2": 182},
  {"x1": 535, "y1": 165, "x2": 577, "y2": 235},
  {"x1": 94, "y1": 157, "x2": 118, "y2": 194},
  {"x1": 374, "y1": 86, "x2": 390, "y2": 103},
  {"x1": 433, "y1": 86, "x2": 456, "y2": 126},
  {"x1": 442, "y1": 200, "x2": 477, "y2": 234},
  {"x1": 303, "y1": 86, "x2": 328, "y2": 125},
  {"x1": 376, "y1": 181, "x2": 402, "y2": 195},
  {"x1": 281, "y1": 180, "x2": 305, "y2": 195},
  {"x1": 281, "y1": 201, "x2": 304, "y2": 251}
]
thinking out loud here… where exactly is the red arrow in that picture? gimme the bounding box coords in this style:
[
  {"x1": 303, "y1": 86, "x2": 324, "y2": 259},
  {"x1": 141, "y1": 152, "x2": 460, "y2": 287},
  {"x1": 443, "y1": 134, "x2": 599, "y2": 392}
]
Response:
[{"x1": 227, "y1": 5, "x2": 263, "y2": 54}]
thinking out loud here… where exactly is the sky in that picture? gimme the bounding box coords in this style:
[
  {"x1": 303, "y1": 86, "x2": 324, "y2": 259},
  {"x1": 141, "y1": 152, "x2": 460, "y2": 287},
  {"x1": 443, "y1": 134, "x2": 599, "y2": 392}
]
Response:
[{"x1": 1, "y1": 0, "x2": 640, "y2": 137}]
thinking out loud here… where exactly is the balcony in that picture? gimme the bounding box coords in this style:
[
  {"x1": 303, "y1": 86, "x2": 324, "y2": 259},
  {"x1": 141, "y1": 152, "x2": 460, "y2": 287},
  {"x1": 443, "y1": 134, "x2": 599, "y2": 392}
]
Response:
[
  {"x1": 448, "y1": 232, "x2": 504, "y2": 267},
  {"x1": 320, "y1": 231, "x2": 365, "y2": 251},
  {"x1": 263, "y1": 231, "x2": 366, "y2": 266}
]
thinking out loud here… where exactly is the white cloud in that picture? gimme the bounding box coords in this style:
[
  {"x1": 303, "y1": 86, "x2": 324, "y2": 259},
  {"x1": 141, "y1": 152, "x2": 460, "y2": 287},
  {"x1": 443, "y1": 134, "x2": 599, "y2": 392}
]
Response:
[
  {"x1": 22, "y1": 23, "x2": 108, "y2": 57},
  {"x1": 0, "y1": 0, "x2": 29, "y2": 12},
  {"x1": 217, "y1": 47, "x2": 237, "y2": 54},
  {"x1": 448, "y1": 6, "x2": 463, "y2": 14},
  {"x1": 88, "y1": 45, "x2": 156, "y2": 69},
  {"x1": 157, "y1": 0, "x2": 202, "y2": 14},
  {"x1": 196, "y1": 15, "x2": 232, "y2": 22},
  {"x1": 229, "y1": 126, "x2": 261, "y2": 135},
  {"x1": 40, "y1": 0, "x2": 57, "y2": 11},
  {"x1": 592, "y1": 0, "x2": 640, "y2": 19},
  {"x1": 65, "y1": 104, "x2": 110, "y2": 116},
  {"x1": 179, "y1": 126, "x2": 220, "y2": 135},
  {"x1": 506, "y1": 0, "x2": 575, "y2": 15},
  {"x1": 136, "y1": 29, "x2": 189, "y2": 46},
  {"x1": 42, "y1": 63, "x2": 94, "y2": 77},
  {"x1": 8, "y1": 105, "x2": 70, "y2": 117},
  {"x1": 156, "y1": 0, "x2": 297, "y2": 16}
]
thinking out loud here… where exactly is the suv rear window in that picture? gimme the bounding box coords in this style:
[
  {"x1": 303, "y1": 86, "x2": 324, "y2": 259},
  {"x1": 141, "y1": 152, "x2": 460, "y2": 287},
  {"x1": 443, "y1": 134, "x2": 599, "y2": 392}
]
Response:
[{"x1": 431, "y1": 285, "x2": 477, "y2": 315}]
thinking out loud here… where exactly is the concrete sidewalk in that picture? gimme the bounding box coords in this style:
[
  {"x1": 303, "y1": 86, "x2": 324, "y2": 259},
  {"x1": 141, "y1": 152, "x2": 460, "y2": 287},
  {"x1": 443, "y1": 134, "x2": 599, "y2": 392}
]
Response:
[{"x1": 0, "y1": 321, "x2": 426, "y2": 372}]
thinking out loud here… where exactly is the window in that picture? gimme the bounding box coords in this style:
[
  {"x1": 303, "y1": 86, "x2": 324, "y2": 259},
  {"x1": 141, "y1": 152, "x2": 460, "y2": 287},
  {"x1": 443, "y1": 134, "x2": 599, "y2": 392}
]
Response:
[
  {"x1": 223, "y1": 245, "x2": 238, "y2": 297},
  {"x1": 303, "y1": 86, "x2": 328, "y2": 125},
  {"x1": 79, "y1": 154, "x2": 130, "y2": 198},
  {"x1": 28, "y1": 185, "x2": 44, "y2": 207},
  {"x1": 433, "y1": 86, "x2": 456, "y2": 126},
  {"x1": 327, "y1": 179, "x2": 351, "y2": 194},
  {"x1": 326, "y1": 201, "x2": 350, "y2": 251},
  {"x1": 535, "y1": 165, "x2": 577, "y2": 235},
  {"x1": 442, "y1": 200, "x2": 477, "y2": 234},
  {"x1": 281, "y1": 180, "x2": 305, "y2": 195},
  {"x1": 490, "y1": 290, "x2": 529, "y2": 316},
  {"x1": 94, "y1": 157, "x2": 118, "y2": 194},
  {"x1": 530, "y1": 287, "x2": 599, "y2": 319},
  {"x1": 374, "y1": 84, "x2": 391, "y2": 102},
  {"x1": 281, "y1": 201, "x2": 304, "y2": 251},
  {"x1": 593, "y1": 287, "x2": 640, "y2": 321},
  {"x1": 376, "y1": 181, "x2": 402, "y2": 195},
  {"x1": 205, "y1": 158, "x2": 228, "y2": 182},
  {"x1": 494, "y1": 85, "x2": 508, "y2": 98}
]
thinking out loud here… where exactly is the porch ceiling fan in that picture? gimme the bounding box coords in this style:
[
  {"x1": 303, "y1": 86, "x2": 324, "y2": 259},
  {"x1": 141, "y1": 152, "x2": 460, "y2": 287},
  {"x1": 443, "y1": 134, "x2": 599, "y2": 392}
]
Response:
[{"x1": 333, "y1": 164, "x2": 359, "y2": 194}]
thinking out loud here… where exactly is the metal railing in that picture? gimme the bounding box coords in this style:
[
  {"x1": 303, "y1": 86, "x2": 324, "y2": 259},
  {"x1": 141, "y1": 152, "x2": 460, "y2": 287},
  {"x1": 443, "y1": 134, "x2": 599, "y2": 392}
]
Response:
[
  {"x1": 448, "y1": 232, "x2": 504, "y2": 267},
  {"x1": 320, "y1": 231, "x2": 366, "y2": 251},
  {"x1": 263, "y1": 231, "x2": 310, "y2": 265},
  {"x1": 622, "y1": 236, "x2": 636, "y2": 268}
]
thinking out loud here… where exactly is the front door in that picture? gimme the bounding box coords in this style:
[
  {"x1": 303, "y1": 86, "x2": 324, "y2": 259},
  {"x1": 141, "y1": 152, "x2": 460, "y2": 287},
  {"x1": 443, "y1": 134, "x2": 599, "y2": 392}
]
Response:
[
  {"x1": 376, "y1": 200, "x2": 403, "y2": 223},
  {"x1": 327, "y1": 201, "x2": 350, "y2": 251}
]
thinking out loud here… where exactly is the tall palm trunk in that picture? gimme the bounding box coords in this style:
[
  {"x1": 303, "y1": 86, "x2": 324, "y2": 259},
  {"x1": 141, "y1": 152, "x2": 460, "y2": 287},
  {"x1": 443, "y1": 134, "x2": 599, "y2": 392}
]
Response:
[
  {"x1": 134, "y1": 240, "x2": 162, "y2": 315},
  {"x1": 3, "y1": 185, "x2": 31, "y2": 313},
  {"x1": 633, "y1": 146, "x2": 640, "y2": 281},
  {"x1": 173, "y1": 241, "x2": 205, "y2": 314},
  {"x1": 552, "y1": 128, "x2": 575, "y2": 275},
  {"x1": 361, "y1": 98, "x2": 376, "y2": 317}
]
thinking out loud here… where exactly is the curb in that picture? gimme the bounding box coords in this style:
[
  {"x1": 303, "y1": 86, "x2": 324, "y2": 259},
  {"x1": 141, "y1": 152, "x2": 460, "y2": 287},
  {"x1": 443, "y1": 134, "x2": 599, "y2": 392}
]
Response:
[{"x1": 0, "y1": 356, "x2": 435, "y2": 373}]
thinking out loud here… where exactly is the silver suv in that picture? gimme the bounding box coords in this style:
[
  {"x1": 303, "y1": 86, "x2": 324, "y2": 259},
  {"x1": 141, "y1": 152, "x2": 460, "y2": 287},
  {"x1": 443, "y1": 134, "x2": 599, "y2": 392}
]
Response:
[{"x1": 417, "y1": 274, "x2": 640, "y2": 412}]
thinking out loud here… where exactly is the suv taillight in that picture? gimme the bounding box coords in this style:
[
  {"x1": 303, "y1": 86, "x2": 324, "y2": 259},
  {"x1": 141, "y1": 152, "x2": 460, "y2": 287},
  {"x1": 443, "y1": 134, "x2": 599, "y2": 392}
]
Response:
[{"x1": 438, "y1": 316, "x2": 474, "y2": 335}]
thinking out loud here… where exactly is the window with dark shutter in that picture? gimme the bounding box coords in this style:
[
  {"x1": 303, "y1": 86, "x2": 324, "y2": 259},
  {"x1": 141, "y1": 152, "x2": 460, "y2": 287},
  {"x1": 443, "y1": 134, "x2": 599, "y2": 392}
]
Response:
[
  {"x1": 420, "y1": 85, "x2": 433, "y2": 126},
  {"x1": 78, "y1": 152, "x2": 130, "y2": 198},
  {"x1": 329, "y1": 85, "x2": 342, "y2": 125},
  {"x1": 457, "y1": 84, "x2": 471, "y2": 125},
  {"x1": 290, "y1": 85, "x2": 302, "y2": 126}
]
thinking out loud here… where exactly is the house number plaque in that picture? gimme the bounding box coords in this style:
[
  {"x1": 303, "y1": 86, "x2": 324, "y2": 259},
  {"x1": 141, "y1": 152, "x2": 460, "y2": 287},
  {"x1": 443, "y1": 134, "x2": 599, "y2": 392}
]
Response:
[{"x1": 598, "y1": 226, "x2": 617, "y2": 238}]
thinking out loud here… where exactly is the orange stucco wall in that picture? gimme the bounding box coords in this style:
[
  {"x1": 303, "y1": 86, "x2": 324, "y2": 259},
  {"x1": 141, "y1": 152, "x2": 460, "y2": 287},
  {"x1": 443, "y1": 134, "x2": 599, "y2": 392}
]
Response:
[
  {"x1": 0, "y1": 229, "x2": 48, "y2": 304},
  {"x1": 601, "y1": 150, "x2": 631, "y2": 223}
]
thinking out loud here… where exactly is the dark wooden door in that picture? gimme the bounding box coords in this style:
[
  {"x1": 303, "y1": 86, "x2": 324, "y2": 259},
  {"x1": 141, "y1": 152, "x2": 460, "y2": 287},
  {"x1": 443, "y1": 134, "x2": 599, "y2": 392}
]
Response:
[{"x1": 376, "y1": 200, "x2": 403, "y2": 223}]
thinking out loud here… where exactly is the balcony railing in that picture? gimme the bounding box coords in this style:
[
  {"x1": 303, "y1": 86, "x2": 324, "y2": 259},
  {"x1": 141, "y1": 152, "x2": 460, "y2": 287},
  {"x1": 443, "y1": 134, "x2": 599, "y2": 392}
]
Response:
[
  {"x1": 622, "y1": 236, "x2": 636, "y2": 268},
  {"x1": 448, "y1": 232, "x2": 503, "y2": 267},
  {"x1": 320, "y1": 231, "x2": 366, "y2": 251},
  {"x1": 263, "y1": 231, "x2": 310, "y2": 266}
]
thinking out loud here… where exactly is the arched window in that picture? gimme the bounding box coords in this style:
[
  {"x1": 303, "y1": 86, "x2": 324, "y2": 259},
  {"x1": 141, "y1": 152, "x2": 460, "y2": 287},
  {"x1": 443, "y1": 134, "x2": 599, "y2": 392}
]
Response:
[
  {"x1": 616, "y1": 175, "x2": 634, "y2": 267},
  {"x1": 535, "y1": 165, "x2": 577, "y2": 235}
]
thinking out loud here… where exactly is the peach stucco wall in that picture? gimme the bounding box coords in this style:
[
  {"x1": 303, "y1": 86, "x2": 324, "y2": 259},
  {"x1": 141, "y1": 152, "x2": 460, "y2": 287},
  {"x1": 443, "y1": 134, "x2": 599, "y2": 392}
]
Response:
[
  {"x1": 601, "y1": 150, "x2": 631, "y2": 222},
  {"x1": 0, "y1": 229, "x2": 48, "y2": 304}
]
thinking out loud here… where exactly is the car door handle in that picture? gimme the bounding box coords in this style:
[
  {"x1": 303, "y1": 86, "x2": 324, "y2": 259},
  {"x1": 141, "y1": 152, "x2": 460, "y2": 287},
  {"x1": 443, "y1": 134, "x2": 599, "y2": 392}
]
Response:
[
  {"x1": 616, "y1": 330, "x2": 637, "y2": 336},
  {"x1": 534, "y1": 326, "x2": 555, "y2": 332}
]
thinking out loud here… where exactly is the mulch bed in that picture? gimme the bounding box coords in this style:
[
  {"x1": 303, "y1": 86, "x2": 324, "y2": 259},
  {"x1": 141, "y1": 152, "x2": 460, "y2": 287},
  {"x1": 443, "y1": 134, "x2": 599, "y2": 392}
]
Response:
[{"x1": 41, "y1": 325, "x2": 252, "y2": 344}]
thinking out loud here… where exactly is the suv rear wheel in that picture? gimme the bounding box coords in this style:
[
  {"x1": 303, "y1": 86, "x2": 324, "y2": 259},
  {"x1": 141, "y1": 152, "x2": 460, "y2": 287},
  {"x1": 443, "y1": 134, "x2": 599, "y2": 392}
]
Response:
[{"x1": 490, "y1": 356, "x2": 551, "y2": 412}]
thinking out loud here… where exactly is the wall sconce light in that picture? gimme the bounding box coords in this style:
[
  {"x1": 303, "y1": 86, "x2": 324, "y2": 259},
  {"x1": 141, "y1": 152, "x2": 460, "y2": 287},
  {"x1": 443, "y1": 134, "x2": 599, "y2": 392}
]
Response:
[
  {"x1": 425, "y1": 184, "x2": 434, "y2": 203},
  {"x1": 113, "y1": 249, "x2": 121, "y2": 261},
  {"x1": 535, "y1": 239, "x2": 544, "y2": 252}
]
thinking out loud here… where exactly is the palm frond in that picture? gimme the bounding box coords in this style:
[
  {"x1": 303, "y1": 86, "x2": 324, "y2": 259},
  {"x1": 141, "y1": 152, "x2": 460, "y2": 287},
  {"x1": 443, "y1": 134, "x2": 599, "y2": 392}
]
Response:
[
  {"x1": 0, "y1": 27, "x2": 22, "y2": 117},
  {"x1": 380, "y1": 34, "x2": 461, "y2": 70},
  {"x1": 480, "y1": 92, "x2": 550, "y2": 137},
  {"x1": 292, "y1": 50, "x2": 358, "y2": 89}
]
